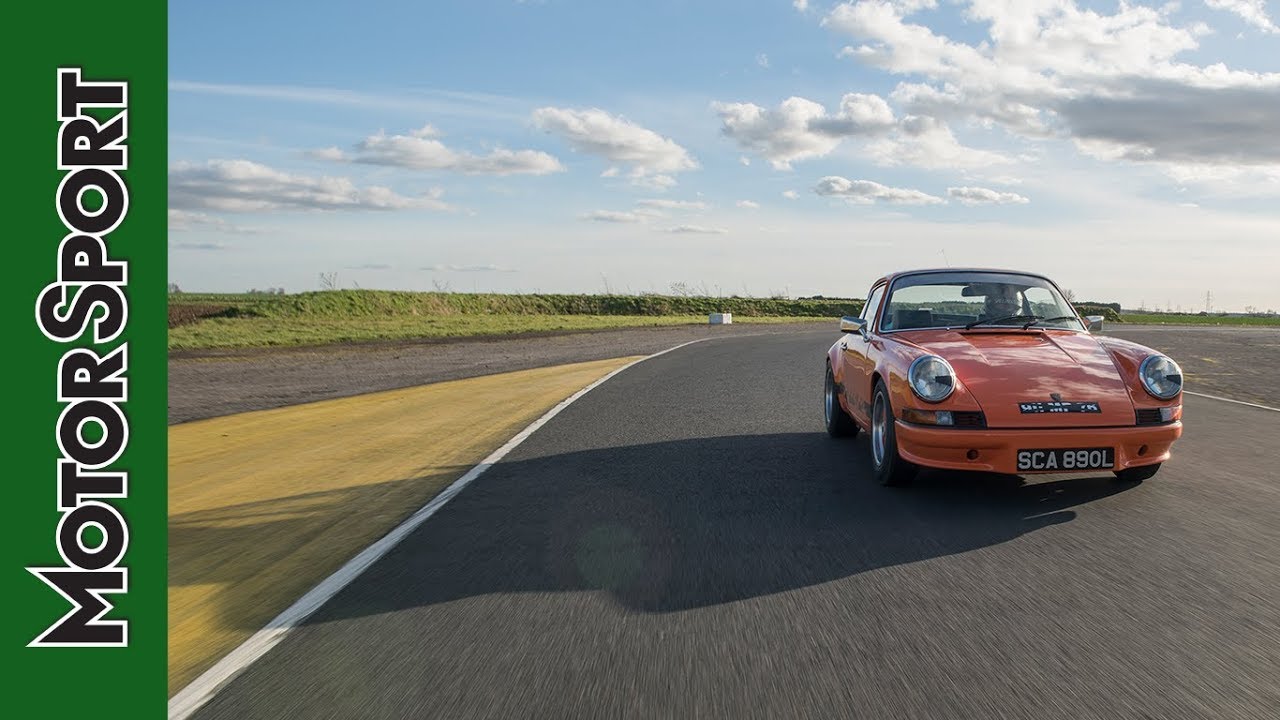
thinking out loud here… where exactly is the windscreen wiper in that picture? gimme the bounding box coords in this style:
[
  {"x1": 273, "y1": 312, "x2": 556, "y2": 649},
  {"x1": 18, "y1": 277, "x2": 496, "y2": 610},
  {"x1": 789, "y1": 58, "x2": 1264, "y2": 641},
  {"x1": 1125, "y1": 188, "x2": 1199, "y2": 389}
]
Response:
[
  {"x1": 1022, "y1": 315, "x2": 1078, "y2": 329},
  {"x1": 964, "y1": 314, "x2": 1040, "y2": 330}
]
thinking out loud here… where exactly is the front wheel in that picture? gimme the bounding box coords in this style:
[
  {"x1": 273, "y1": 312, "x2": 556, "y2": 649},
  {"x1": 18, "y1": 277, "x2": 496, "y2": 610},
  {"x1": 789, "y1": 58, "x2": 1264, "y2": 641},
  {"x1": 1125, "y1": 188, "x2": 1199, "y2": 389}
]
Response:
[
  {"x1": 824, "y1": 363, "x2": 858, "y2": 438},
  {"x1": 870, "y1": 380, "x2": 917, "y2": 486},
  {"x1": 1114, "y1": 463, "x2": 1161, "y2": 482}
]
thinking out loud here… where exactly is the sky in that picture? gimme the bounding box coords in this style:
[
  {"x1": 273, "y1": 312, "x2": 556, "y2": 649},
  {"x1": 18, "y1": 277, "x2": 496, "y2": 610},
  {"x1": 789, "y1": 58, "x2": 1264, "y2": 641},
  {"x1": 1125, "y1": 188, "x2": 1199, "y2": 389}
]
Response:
[{"x1": 169, "y1": 0, "x2": 1280, "y2": 312}]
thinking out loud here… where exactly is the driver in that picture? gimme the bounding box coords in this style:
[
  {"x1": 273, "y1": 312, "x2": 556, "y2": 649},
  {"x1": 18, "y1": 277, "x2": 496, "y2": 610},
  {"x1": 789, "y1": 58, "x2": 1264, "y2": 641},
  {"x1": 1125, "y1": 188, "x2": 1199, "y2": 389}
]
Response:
[{"x1": 983, "y1": 284, "x2": 1023, "y2": 320}]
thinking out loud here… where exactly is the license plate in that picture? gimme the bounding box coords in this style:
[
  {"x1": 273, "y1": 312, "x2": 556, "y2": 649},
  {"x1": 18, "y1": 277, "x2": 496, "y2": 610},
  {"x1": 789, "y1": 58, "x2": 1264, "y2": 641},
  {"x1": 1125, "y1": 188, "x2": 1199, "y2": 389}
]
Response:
[
  {"x1": 1016, "y1": 447, "x2": 1114, "y2": 472},
  {"x1": 1019, "y1": 401, "x2": 1101, "y2": 414}
]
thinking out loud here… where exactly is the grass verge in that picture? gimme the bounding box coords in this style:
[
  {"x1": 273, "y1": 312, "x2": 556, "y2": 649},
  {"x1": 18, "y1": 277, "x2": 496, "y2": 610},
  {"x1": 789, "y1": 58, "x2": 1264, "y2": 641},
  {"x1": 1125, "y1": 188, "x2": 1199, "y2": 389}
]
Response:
[
  {"x1": 168, "y1": 313, "x2": 828, "y2": 350},
  {"x1": 1120, "y1": 313, "x2": 1280, "y2": 327}
]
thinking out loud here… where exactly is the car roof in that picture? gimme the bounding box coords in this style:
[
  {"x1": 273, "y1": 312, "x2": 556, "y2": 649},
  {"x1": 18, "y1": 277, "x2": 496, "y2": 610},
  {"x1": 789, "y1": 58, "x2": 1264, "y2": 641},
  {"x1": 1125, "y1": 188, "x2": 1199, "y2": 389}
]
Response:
[{"x1": 870, "y1": 267, "x2": 1057, "y2": 288}]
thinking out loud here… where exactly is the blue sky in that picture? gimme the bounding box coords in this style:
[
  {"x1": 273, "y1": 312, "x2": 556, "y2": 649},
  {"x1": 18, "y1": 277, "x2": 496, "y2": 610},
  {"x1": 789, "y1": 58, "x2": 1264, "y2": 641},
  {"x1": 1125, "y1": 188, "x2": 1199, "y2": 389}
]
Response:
[{"x1": 169, "y1": 1, "x2": 1280, "y2": 311}]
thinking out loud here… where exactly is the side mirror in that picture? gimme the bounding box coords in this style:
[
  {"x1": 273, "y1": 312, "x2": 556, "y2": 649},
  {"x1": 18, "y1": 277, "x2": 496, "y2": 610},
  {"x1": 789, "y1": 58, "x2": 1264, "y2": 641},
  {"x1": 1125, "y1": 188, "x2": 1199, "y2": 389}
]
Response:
[
  {"x1": 840, "y1": 316, "x2": 868, "y2": 336},
  {"x1": 1085, "y1": 315, "x2": 1105, "y2": 332}
]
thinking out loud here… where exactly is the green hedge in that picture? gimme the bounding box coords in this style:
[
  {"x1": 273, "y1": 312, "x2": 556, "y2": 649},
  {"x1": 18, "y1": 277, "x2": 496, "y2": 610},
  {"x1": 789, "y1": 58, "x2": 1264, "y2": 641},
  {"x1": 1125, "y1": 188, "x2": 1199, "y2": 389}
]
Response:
[
  {"x1": 1073, "y1": 303, "x2": 1123, "y2": 322},
  {"x1": 1077, "y1": 300, "x2": 1122, "y2": 314}
]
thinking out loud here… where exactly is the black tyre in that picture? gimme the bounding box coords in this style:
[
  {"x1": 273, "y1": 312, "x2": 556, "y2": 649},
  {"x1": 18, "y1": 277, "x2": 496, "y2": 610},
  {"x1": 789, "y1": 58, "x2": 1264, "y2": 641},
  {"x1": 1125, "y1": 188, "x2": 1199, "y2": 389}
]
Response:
[
  {"x1": 825, "y1": 363, "x2": 859, "y2": 438},
  {"x1": 1114, "y1": 463, "x2": 1161, "y2": 482},
  {"x1": 870, "y1": 380, "x2": 917, "y2": 486}
]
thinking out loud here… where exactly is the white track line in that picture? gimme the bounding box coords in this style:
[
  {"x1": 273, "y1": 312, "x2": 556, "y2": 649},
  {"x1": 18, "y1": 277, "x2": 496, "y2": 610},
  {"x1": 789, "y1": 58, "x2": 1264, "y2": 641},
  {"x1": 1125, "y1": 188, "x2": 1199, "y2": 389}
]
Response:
[
  {"x1": 1183, "y1": 390, "x2": 1280, "y2": 413},
  {"x1": 168, "y1": 338, "x2": 712, "y2": 720}
]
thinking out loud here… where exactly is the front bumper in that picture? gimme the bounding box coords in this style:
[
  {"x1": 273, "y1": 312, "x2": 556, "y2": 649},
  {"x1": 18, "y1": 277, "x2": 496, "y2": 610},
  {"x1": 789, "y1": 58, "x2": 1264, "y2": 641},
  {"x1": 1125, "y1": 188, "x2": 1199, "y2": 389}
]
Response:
[{"x1": 894, "y1": 421, "x2": 1182, "y2": 474}]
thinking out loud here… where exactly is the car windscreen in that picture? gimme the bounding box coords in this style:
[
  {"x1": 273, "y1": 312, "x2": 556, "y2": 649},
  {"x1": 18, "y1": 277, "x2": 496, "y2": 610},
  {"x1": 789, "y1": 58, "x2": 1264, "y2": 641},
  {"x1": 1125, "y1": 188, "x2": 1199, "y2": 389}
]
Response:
[{"x1": 880, "y1": 272, "x2": 1082, "y2": 332}]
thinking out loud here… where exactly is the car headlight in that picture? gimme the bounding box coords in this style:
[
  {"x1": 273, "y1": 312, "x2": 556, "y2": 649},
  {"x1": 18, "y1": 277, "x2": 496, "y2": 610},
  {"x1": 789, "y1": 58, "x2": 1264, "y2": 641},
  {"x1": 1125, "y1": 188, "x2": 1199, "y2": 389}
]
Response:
[
  {"x1": 908, "y1": 355, "x2": 956, "y2": 403},
  {"x1": 1139, "y1": 355, "x2": 1183, "y2": 400}
]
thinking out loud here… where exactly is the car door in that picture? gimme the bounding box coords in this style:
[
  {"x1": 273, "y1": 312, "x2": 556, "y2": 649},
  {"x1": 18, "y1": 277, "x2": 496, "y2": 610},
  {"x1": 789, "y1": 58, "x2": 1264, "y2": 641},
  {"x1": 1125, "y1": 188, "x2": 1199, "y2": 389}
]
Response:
[{"x1": 842, "y1": 282, "x2": 886, "y2": 426}]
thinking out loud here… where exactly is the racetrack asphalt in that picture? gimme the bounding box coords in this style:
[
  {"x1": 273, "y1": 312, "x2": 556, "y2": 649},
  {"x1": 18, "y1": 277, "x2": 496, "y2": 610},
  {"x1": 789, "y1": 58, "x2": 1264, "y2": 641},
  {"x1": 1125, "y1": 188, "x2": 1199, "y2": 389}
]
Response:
[
  {"x1": 167, "y1": 322, "x2": 829, "y2": 424},
  {"x1": 191, "y1": 329, "x2": 1280, "y2": 720}
]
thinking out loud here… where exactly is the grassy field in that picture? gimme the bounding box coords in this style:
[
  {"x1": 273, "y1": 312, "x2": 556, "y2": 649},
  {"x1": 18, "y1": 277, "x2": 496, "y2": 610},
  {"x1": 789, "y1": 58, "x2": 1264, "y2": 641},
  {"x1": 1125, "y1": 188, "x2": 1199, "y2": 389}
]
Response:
[
  {"x1": 168, "y1": 290, "x2": 1278, "y2": 351},
  {"x1": 1120, "y1": 313, "x2": 1280, "y2": 327}
]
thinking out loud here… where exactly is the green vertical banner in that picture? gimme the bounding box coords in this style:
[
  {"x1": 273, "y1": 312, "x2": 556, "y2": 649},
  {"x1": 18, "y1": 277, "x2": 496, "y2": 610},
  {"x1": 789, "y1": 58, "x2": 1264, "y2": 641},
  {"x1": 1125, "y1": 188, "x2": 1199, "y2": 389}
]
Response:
[{"x1": 5, "y1": 3, "x2": 166, "y2": 717}]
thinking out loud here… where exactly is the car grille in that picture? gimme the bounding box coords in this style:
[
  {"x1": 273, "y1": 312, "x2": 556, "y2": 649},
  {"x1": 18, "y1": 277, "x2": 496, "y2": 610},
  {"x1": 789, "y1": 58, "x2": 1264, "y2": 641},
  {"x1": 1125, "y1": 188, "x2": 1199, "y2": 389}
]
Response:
[
  {"x1": 1134, "y1": 408, "x2": 1163, "y2": 425},
  {"x1": 953, "y1": 411, "x2": 986, "y2": 428}
]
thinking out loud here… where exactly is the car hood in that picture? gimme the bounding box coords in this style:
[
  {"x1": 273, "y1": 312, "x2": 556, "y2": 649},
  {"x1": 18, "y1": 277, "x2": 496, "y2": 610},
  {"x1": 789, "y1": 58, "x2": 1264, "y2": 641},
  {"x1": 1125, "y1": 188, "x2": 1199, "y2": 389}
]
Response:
[{"x1": 907, "y1": 330, "x2": 1133, "y2": 428}]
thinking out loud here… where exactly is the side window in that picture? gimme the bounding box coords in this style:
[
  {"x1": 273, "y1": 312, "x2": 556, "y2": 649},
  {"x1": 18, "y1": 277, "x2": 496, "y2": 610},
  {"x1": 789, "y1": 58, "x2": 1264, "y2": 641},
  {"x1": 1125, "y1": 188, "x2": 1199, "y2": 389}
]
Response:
[{"x1": 861, "y1": 284, "x2": 886, "y2": 329}]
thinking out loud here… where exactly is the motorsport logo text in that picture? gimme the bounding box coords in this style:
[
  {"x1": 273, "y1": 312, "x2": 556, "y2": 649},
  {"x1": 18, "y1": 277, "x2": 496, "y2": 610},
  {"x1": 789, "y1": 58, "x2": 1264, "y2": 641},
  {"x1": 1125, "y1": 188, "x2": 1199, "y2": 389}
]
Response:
[{"x1": 30, "y1": 68, "x2": 131, "y2": 647}]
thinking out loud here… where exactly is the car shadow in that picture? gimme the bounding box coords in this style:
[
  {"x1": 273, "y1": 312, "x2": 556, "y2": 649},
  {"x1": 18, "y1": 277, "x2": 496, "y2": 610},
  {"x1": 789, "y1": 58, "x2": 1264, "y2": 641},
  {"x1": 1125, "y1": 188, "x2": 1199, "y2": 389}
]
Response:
[{"x1": 294, "y1": 431, "x2": 1135, "y2": 624}]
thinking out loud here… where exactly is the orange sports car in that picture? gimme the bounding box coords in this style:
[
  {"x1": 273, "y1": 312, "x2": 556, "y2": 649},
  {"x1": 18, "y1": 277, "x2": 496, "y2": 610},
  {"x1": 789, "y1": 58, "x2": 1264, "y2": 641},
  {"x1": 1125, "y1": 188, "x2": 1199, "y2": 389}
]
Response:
[{"x1": 824, "y1": 268, "x2": 1183, "y2": 486}]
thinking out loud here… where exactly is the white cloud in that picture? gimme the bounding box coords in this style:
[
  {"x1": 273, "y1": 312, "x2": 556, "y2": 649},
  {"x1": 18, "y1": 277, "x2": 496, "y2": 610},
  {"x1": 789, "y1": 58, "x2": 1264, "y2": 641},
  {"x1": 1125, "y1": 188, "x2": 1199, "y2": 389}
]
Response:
[
  {"x1": 736, "y1": 200, "x2": 760, "y2": 209},
  {"x1": 319, "y1": 124, "x2": 563, "y2": 175},
  {"x1": 309, "y1": 146, "x2": 347, "y2": 162},
  {"x1": 167, "y1": 80, "x2": 528, "y2": 121},
  {"x1": 814, "y1": 175, "x2": 944, "y2": 204},
  {"x1": 581, "y1": 210, "x2": 646, "y2": 223},
  {"x1": 888, "y1": 81, "x2": 1049, "y2": 136},
  {"x1": 757, "y1": 53, "x2": 771, "y2": 68},
  {"x1": 170, "y1": 240, "x2": 229, "y2": 251},
  {"x1": 632, "y1": 173, "x2": 679, "y2": 191},
  {"x1": 821, "y1": 0, "x2": 1280, "y2": 187},
  {"x1": 660, "y1": 225, "x2": 729, "y2": 234},
  {"x1": 782, "y1": 189, "x2": 800, "y2": 199},
  {"x1": 1205, "y1": 0, "x2": 1278, "y2": 33},
  {"x1": 826, "y1": 0, "x2": 1202, "y2": 85},
  {"x1": 867, "y1": 115, "x2": 1013, "y2": 169},
  {"x1": 421, "y1": 264, "x2": 517, "y2": 273},
  {"x1": 1163, "y1": 162, "x2": 1280, "y2": 197},
  {"x1": 946, "y1": 186, "x2": 1030, "y2": 205},
  {"x1": 532, "y1": 107, "x2": 698, "y2": 184},
  {"x1": 584, "y1": 198, "x2": 706, "y2": 224},
  {"x1": 715, "y1": 89, "x2": 1006, "y2": 172},
  {"x1": 636, "y1": 198, "x2": 708, "y2": 211},
  {"x1": 714, "y1": 94, "x2": 896, "y2": 169},
  {"x1": 819, "y1": 93, "x2": 898, "y2": 134},
  {"x1": 169, "y1": 159, "x2": 452, "y2": 213},
  {"x1": 168, "y1": 209, "x2": 257, "y2": 234},
  {"x1": 974, "y1": 174, "x2": 1024, "y2": 186},
  {"x1": 794, "y1": 0, "x2": 810, "y2": 11},
  {"x1": 583, "y1": 196, "x2": 706, "y2": 221}
]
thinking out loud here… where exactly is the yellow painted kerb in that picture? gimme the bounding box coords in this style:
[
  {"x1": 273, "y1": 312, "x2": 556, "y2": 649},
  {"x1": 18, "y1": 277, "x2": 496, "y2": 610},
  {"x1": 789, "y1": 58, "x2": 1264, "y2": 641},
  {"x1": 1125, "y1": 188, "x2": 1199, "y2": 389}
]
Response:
[{"x1": 168, "y1": 356, "x2": 641, "y2": 694}]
